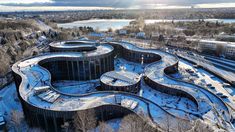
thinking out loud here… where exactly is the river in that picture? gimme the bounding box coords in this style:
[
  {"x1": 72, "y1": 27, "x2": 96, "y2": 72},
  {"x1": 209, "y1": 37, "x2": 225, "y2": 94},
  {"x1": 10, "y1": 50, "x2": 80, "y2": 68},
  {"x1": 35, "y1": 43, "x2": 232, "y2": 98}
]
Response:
[{"x1": 57, "y1": 19, "x2": 235, "y2": 31}]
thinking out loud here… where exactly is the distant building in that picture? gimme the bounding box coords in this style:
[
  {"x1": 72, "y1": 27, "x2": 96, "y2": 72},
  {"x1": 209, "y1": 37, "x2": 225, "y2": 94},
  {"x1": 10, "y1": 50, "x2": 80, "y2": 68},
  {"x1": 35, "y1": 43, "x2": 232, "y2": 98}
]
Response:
[
  {"x1": 88, "y1": 32, "x2": 106, "y2": 40},
  {"x1": 118, "y1": 29, "x2": 127, "y2": 35},
  {"x1": 136, "y1": 32, "x2": 146, "y2": 39},
  {"x1": 190, "y1": 39, "x2": 235, "y2": 60},
  {"x1": 198, "y1": 40, "x2": 217, "y2": 55},
  {"x1": 216, "y1": 34, "x2": 235, "y2": 42},
  {"x1": 224, "y1": 45, "x2": 235, "y2": 59},
  {"x1": 151, "y1": 32, "x2": 159, "y2": 40}
]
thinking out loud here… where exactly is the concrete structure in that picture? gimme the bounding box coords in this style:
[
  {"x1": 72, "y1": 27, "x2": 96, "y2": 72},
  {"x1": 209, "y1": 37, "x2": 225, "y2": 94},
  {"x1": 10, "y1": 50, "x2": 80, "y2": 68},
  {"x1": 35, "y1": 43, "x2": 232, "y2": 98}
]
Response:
[
  {"x1": 198, "y1": 40, "x2": 218, "y2": 55},
  {"x1": 49, "y1": 40, "x2": 97, "y2": 52},
  {"x1": 100, "y1": 70, "x2": 141, "y2": 93},
  {"x1": 224, "y1": 45, "x2": 235, "y2": 60},
  {"x1": 12, "y1": 40, "x2": 232, "y2": 132},
  {"x1": 188, "y1": 39, "x2": 235, "y2": 60}
]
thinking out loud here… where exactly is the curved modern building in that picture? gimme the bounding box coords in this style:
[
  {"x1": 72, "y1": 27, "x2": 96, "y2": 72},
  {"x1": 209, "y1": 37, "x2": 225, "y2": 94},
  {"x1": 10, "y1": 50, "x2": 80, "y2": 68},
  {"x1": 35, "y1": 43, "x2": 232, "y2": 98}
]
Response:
[
  {"x1": 100, "y1": 70, "x2": 141, "y2": 93},
  {"x1": 12, "y1": 40, "x2": 233, "y2": 132},
  {"x1": 49, "y1": 40, "x2": 98, "y2": 52}
]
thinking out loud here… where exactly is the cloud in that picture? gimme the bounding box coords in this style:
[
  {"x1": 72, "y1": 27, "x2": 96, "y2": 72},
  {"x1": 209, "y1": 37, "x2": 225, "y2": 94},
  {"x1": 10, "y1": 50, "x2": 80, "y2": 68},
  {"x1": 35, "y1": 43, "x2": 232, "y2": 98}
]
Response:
[
  {"x1": 46, "y1": 0, "x2": 235, "y2": 7},
  {"x1": 195, "y1": 2, "x2": 235, "y2": 8},
  {"x1": 0, "y1": 0, "x2": 235, "y2": 10},
  {"x1": 0, "y1": 5, "x2": 115, "y2": 12},
  {"x1": 0, "y1": 0, "x2": 53, "y2": 4}
]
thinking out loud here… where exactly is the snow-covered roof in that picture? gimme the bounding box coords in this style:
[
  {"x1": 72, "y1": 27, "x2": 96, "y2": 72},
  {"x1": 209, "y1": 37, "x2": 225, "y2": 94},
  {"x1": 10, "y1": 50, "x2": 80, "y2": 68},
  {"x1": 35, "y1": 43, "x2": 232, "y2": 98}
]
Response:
[
  {"x1": 49, "y1": 40, "x2": 97, "y2": 49},
  {"x1": 187, "y1": 38, "x2": 235, "y2": 46},
  {"x1": 100, "y1": 70, "x2": 140, "y2": 87}
]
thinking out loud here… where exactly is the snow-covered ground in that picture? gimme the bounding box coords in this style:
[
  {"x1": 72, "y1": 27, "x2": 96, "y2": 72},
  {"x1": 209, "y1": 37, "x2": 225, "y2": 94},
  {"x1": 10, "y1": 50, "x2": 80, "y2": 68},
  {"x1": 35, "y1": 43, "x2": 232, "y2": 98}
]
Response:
[
  {"x1": 91, "y1": 118, "x2": 122, "y2": 132},
  {"x1": 0, "y1": 83, "x2": 29, "y2": 131},
  {"x1": 104, "y1": 118, "x2": 122, "y2": 131},
  {"x1": 0, "y1": 83, "x2": 22, "y2": 122},
  {"x1": 115, "y1": 58, "x2": 145, "y2": 74},
  {"x1": 176, "y1": 59, "x2": 235, "y2": 109}
]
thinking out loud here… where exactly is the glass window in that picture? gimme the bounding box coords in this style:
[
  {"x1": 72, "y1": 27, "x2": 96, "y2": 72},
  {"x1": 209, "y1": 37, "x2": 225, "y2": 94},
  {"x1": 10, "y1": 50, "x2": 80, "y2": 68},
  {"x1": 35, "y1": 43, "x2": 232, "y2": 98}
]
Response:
[
  {"x1": 79, "y1": 61, "x2": 84, "y2": 81},
  {"x1": 84, "y1": 61, "x2": 90, "y2": 80},
  {"x1": 95, "y1": 60, "x2": 101, "y2": 77},
  {"x1": 68, "y1": 61, "x2": 73, "y2": 80},
  {"x1": 73, "y1": 61, "x2": 78, "y2": 80},
  {"x1": 90, "y1": 61, "x2": 96, "y2": 79}
]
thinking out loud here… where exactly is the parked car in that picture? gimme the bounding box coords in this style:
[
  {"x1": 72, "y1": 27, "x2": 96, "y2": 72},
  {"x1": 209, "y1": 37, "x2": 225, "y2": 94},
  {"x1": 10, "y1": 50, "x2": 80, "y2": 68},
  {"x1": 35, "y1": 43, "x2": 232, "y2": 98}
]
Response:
[
  {"x1": 216, "y1": 93, "x2": 223, "y2": 96},
  {"x1": 222, "y1": 83, "x2": 231, "y2": 87},
  {"x1": 210, "y1": 86, "x2": 215, "y2": 89},
  {"x1": 210, "y1": 75, "x2": 215, "y2": 78},
  {"x1": 220, "y1": 95, "x2": 228, "y2": 99}
]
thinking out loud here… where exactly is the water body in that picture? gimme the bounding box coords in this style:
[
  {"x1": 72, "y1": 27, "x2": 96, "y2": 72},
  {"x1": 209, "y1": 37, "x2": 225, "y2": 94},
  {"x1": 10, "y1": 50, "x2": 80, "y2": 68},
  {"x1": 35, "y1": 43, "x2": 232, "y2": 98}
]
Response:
[{"x1": 57, "y1": 19, "x2": 235, "y2": 31}]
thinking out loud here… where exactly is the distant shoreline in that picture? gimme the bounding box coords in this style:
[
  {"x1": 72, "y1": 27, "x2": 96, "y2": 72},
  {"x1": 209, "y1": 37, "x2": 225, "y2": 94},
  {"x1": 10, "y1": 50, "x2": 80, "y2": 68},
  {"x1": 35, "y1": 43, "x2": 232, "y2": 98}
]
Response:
[{"x1": 57, "y1": 18, "x2": 235, "y2": 31}]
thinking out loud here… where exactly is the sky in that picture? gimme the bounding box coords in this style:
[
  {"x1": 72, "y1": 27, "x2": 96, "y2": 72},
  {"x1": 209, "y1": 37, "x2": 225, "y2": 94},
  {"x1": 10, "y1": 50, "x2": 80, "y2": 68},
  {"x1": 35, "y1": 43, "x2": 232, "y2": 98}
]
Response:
[{"x1": 0, "y1": 0, "x2": 235, "y2": 12}]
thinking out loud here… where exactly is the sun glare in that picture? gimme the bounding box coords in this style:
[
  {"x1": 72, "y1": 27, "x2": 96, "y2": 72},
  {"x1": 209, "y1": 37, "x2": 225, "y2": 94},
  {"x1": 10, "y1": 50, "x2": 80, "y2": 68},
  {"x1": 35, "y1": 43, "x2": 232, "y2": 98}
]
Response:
[{"x1": 0, "y1": 0, "x2": 53, "y2": 4}]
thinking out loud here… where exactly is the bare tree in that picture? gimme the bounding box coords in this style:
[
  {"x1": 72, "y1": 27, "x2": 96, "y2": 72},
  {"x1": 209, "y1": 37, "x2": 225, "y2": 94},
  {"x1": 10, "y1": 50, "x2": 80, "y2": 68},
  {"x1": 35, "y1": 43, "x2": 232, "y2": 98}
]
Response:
[
  {"x1": 108, "y1": 28, "x2": 113, "y2": 33},
  {"x1": 73, "y1": 109, "x2": 97, "y2": 132},
  {"x1": 119, "y1": 114, "x2": 152, "y2": 132},
  {"x1": 188, "y1": 119, "x2": 214, "y2": 132},
  {"x1": 10, "y1": 110, "x2": 24, "y2": 132},
  {"x1": 164, "y1": 114, "x2": 171, "y2": 132},
  {"x1": 98, "y1": 121, "x2": 114, "y2": 132},
  {"x1": 176, "y1": 119, "x2": 192, "y2": 132}
]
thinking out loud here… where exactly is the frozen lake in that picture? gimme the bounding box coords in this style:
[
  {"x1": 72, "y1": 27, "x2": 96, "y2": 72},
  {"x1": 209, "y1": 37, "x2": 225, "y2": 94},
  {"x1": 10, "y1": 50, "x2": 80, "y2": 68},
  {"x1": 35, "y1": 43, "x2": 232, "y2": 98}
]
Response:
[{"x1": 57, "y1": 19, "x2": 235, "y2": 31}]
